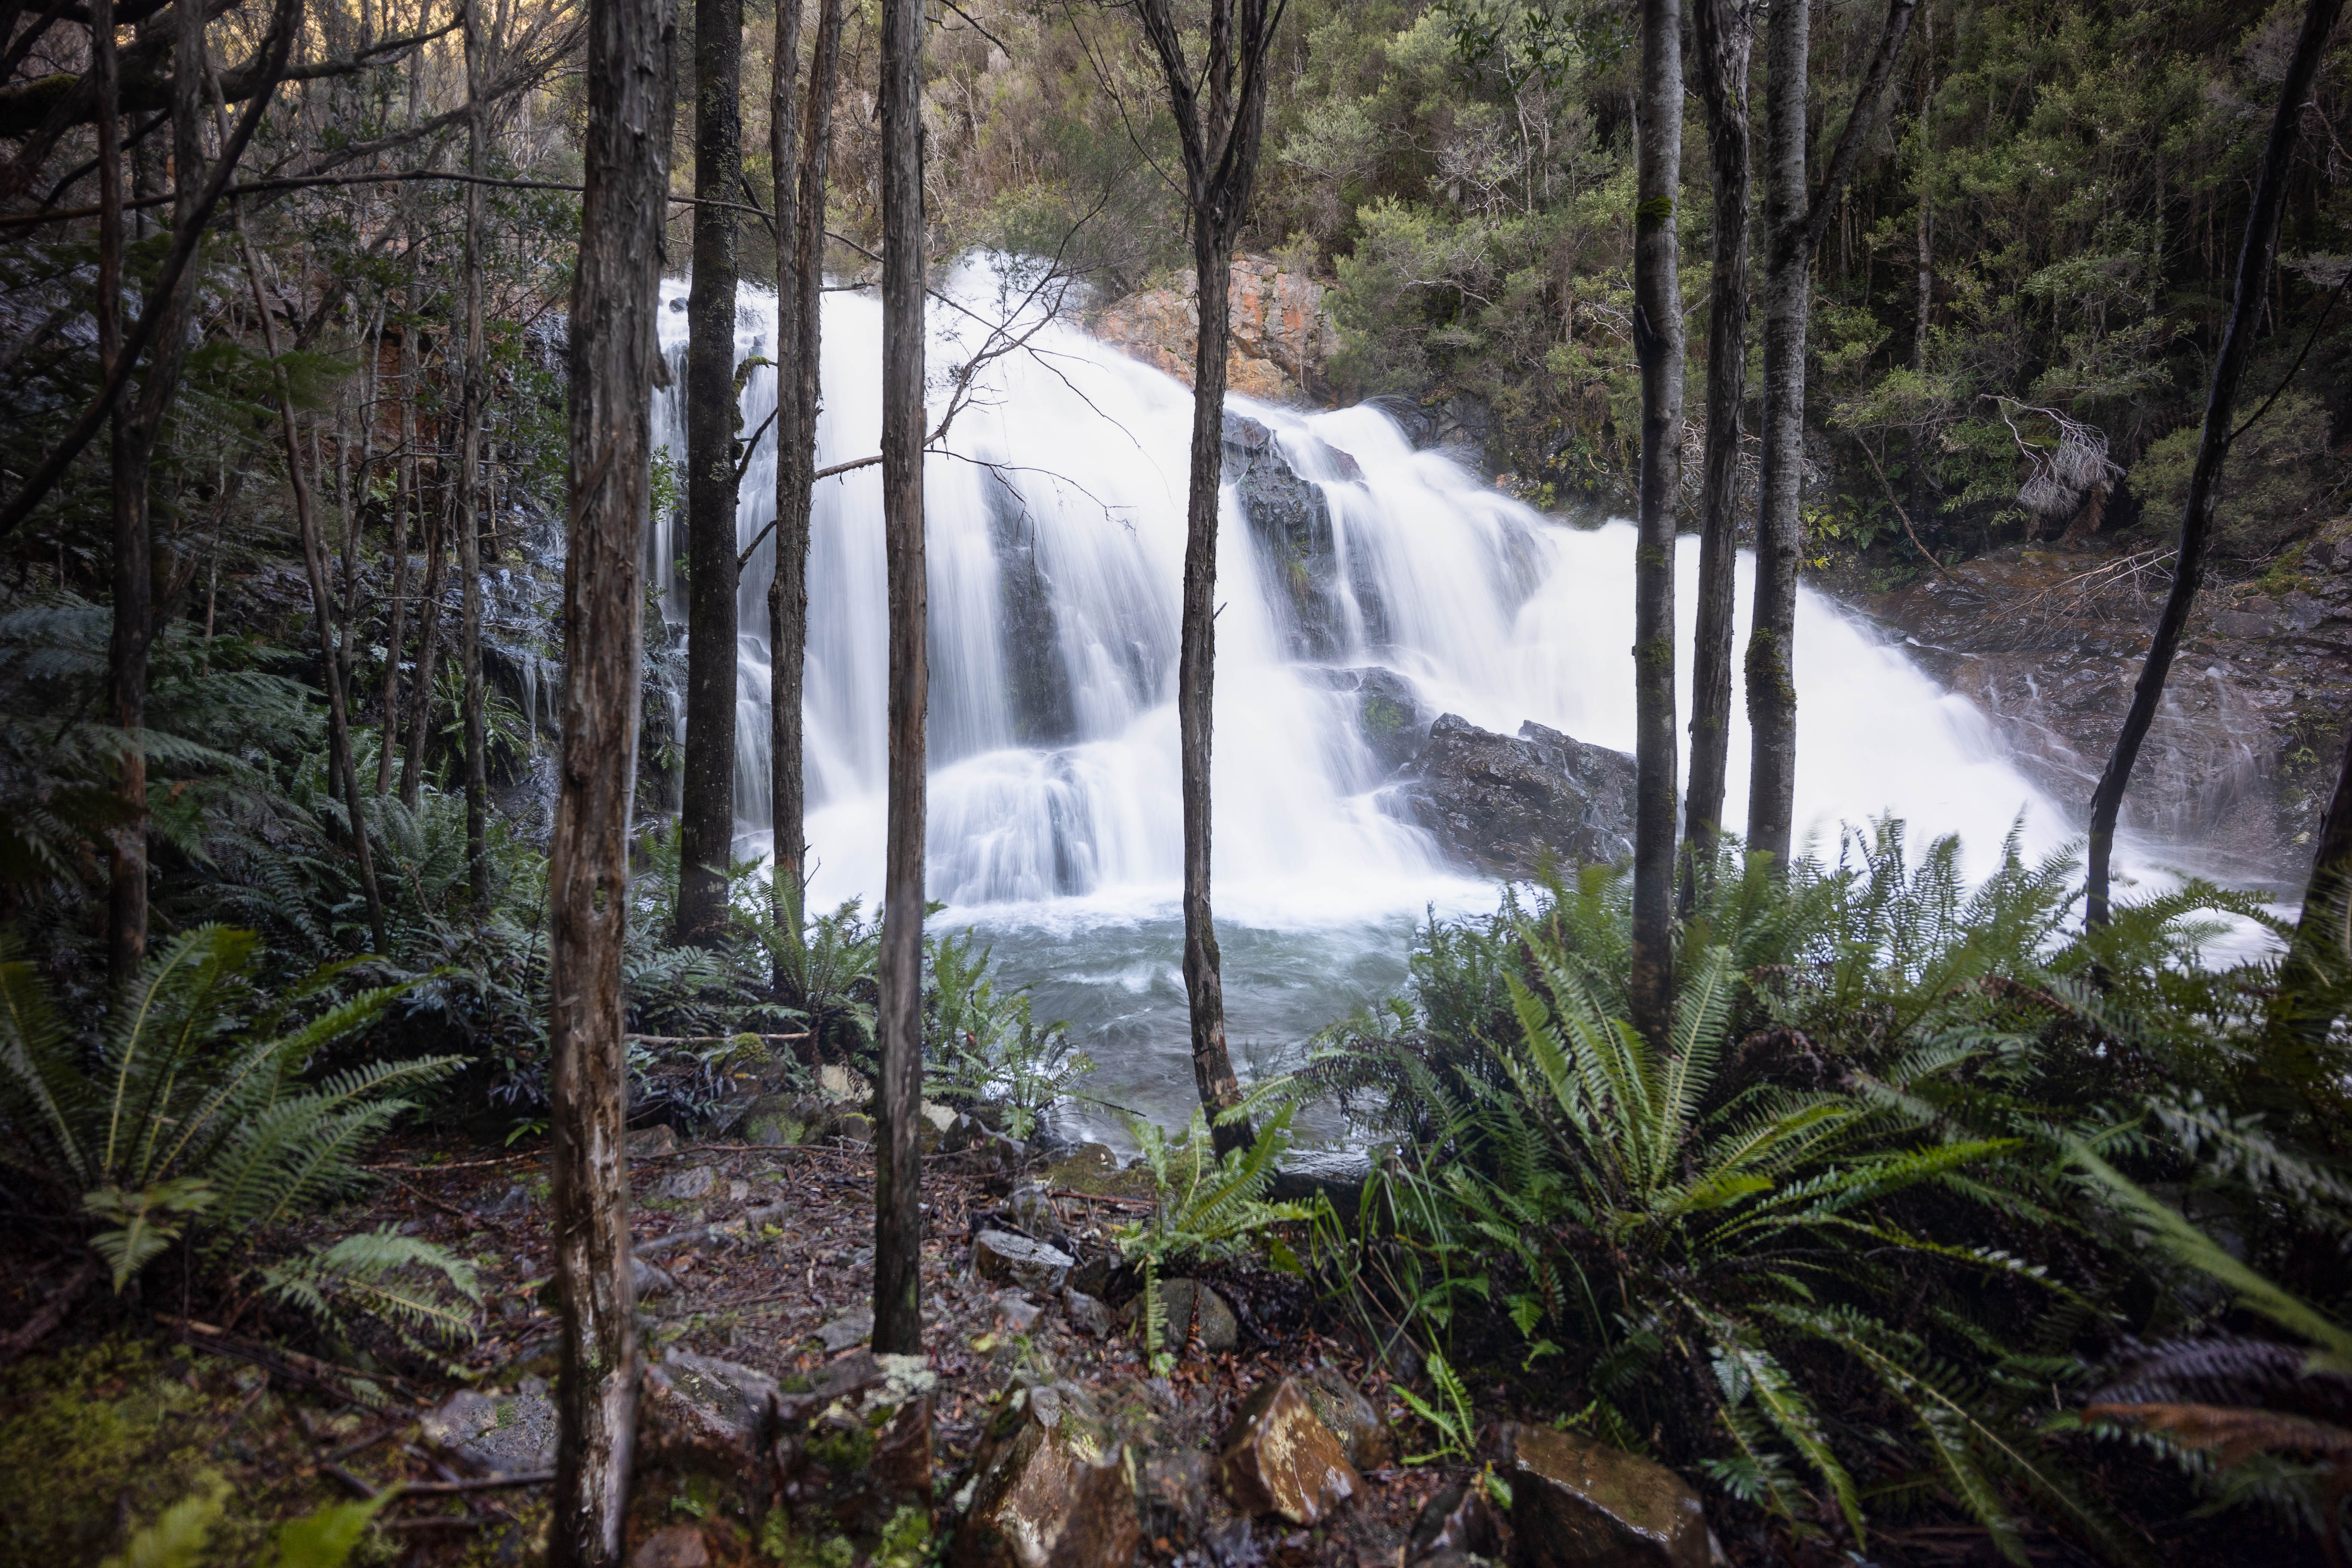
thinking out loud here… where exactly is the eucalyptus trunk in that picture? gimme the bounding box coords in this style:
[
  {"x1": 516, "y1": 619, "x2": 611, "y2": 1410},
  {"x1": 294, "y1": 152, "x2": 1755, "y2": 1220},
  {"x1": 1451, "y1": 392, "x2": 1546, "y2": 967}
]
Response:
[
  {"x1": 676, "y1": 0, "x2": 744, "y2": 946},
  {"x1": 2085, "y1": 0, "x2": 2342, "y2": 925},
  {"x1": 546, "y1": 0, "x2": 673, "y2": 1553},
  {"x1": 1135, "y1": 0, "x2": 1285, "y2": 1155},
  {"x1": 1680, "y1": 0, "x2": 1751, "y2": 911},
  {"x1": 871, "y1": 0, "x2": 925, "y2": 1359},
  {"x1": 458, "y1": 0, "x2": 491, "y2": 913},
  {"x1": 400, "y1": 476, "x2": 448, "y2": 811},
  {"x1": 1743, "y1": 0, "x2": 1917, "y2": 870},
  {"x1": 1628, "y1": 0, "x2": 1684, "y2": 1047},
  {"x1": 770, "y1": 0, "x2": 842, "y2": 928}
]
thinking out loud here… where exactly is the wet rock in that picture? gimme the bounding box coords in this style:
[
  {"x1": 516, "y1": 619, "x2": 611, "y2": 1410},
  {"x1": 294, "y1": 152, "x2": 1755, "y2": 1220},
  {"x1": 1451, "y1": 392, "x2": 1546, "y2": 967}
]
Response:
[
  {"x1": 974, "y1": 1228, "x2": 1075, "y2": 1294},
  {"x1": 1043, "y1": 1142, "x2": 1155, "y2": 1200},
  {"x1": 660, "y1": 1351, "x2": 779, "y2": 1442},
  {"x1": 421, "y1": 1388, "x2": 557, "y2": 1474},
  {"x1": 815, "y1": 1304, "x2": 874, "y2": 1353},
  {"x1": 951, "y1": 1381, "x2": 1140, "y2": 1568},
  {"x1": 1399, "y1": 714, "x2": 1638, "y2": 879},
  {"x1": 631, "y1": 1524, "x2": 710, "y2": 1568},
  {"x1": 626, "y1": 1124, "x2": 677, "y2": 1158},
  {"x1": 1062, "y1": 1288, "x2": 1114, "y2": 1339},
  {"x1": 990, "y1": 482, "x2": 1078, "y2": 747},
  {"x1": 1225, "y1": 412, "x2": 1351, "y2": 661},
  {"x1": 1489, "y1": 1421, "x2": 1709, "y2": 1568},
  {"x1": 1299, "y1": 1366, "x2": 1393, "y2": 1472},
  {"x1": 769, "y1": 1352, "x2": 938, "y2": 1554},
  {"x1": 1119, "y1": 1277, "x2": 1240, "y2": 1355},
  {"x1": 1309, "y1": 667, "x2": 1428, "y2": 773},
  {"x1": 649, "y1": 1164, "x2": 716, "y2": 1202},
  {"x1": 1215, "y1": 1377, "x2": 1362, "y2": 1525},
  {"x1": 1408, "y1": 1484, "x2": 1501, "y2": 1563}
]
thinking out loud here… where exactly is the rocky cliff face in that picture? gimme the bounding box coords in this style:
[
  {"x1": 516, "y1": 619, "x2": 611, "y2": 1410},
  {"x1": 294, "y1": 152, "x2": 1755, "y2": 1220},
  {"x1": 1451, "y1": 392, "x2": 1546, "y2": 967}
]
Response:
[
  {"x1": 1093, "y1": 255, "x2": 1342, "y2": 404},
  {"x1": 1866, "y1": 532, "x2": 2352, "y2": 882}
]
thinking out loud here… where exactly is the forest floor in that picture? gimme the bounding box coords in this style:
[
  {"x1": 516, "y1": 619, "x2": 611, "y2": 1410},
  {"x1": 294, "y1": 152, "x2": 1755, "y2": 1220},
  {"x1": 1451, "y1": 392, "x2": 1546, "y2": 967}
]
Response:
[{"x1": 2, "y1": 1133, "x2": 1481, "y2": 1568}]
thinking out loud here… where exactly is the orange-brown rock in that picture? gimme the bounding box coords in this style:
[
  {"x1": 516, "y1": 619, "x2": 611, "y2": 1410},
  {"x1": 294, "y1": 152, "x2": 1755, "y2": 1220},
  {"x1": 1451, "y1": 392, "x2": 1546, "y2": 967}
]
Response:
[
  {"x1": 1489, "y1": 1421, "x2": 1708, "y2": 1568},
  {"x1": 952, "y1": 1381, "x2": 1141, "y2": 1568},
  {"x1": 1092, "y1": 254, "x2": 1341, "y2": 404},
  {"x1": 1215, "y1": 1377, "x2": 1363, "y2": 1526}
]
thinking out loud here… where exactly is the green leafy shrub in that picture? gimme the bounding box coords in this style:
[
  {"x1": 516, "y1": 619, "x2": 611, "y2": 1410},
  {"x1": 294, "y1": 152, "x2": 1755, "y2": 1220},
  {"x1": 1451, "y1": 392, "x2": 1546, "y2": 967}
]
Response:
[{"x1": 2129, "y1": 390, "x2": 2338, "y2": 561}]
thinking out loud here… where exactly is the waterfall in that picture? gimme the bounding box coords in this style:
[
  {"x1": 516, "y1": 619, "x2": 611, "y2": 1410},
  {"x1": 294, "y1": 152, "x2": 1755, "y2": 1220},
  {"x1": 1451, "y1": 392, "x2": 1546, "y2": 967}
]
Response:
[{"x1": 647, "y1": 257, "x2": 2078, "y2": 923}]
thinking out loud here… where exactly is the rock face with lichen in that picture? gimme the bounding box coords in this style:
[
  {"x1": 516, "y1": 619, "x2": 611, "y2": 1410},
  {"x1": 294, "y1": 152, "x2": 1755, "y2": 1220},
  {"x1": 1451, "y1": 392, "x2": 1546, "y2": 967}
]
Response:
[
  {"x1": 1215, "y1": 1378, "x2": 1363, "y2": 1526},
  {"x1": 1093, "y1": 254, "x2": 1341, "y2": 404}
]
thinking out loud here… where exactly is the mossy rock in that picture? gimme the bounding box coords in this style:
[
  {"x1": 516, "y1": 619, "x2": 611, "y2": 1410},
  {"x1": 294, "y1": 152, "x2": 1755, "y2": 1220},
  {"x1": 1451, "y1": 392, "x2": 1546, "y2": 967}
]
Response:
[{"x1": 1042, "y1": 1142, "x2": 1155, "y2": 1200}]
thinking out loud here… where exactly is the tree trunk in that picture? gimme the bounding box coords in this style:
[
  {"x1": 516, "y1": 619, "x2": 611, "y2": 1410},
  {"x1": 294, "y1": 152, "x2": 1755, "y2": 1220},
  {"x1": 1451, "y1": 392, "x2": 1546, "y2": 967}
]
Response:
[
  {"x1": 401, "y1": 476, "x2": 448, "y2": 810},
  {"x1": 238, "y1": 230, "x2": 389, "y2": 955},
  {"x1": 1135, "y1": 0, "x2": 1284, "y2": 1156},
  {"x1": 93, "y1": 0, "x2": 137, "y2": 987},
  {"x1": 107, "y1": 0, "x2": 208, "y2": 986},
  {"x1": 1681, "y1": 0, "x2": 1751, "y2": 913},
  {"x1": 547, "y1": 0, "x2": 672, "y2": 1551},
  {"x1": 871, "y1": 0, "x2": 925, "y2": 1360},
  {"x1": 676, "y1": 0, "x2": 744, "y2": 946},
  {"x1": 377, "y1": 300, "x2": 417, "y2": 798},
  {"x1": 2085, "y1": 0, "x2": 2342, "y2": 925},
  {"x1": 1628, "y1": 0, "x2": 1685, "y2": 1047},
  {"x1": 2276, "y1": 730, "x2": 2352, "y2": 1048},
  {"x1": 459, "y1": 0, "x2": 491, "y2": 914},
  {"x1": 771, "y1": 0, "x2": 842, "y2": 932},
  {"x1": 1743, "y1": 0, "x2": 1917, "y2": 870}
]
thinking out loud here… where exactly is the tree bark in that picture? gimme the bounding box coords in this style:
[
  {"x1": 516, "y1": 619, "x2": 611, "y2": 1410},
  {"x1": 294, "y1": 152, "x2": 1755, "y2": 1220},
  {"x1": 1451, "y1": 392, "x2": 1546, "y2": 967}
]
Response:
[
  {"x1": 93, "y1": 0, "x2": 137, "y2": 986},
  {"x1": 1680, "y1": 0, "x2": 1751, "y2": 913},
  {"x1": 401, "y1": 475, "x2": 448, "y2": 809},
  {"x1": 107, "y1": 0, "x2": 211, "y2": 986},
  {"x1": 458, "y1": 0, "x2": 491, "y2": 913},
  {"x1": 237, "y1": 229, "x2": 389, "y2": 955},
  {"x1": 2276, "y1": 729, "x2": 2352, "y2": 1048},
  {"x1": 547, "y1": 0, "x2": 671, "y2": 1552},
  {"x1": 771, "y1": 0, "x2": 841, "y2": 933},
  {"x1": 1628, "y1": 0, "x2": 1684, "y2": 1047},
  {"x1": 871, "y1": 0, "x2": 924, "y2": 1360},
  {"x1": 377, "y1": 298, "x2": 417, "y2": 798},
  {"x1": 2085, "y1": 0, "x2": 2341, "y2": 925},
  {"x1": 675, "y1": 0, "x2": 744, "y2": 946},
  {"x1": 1743, "y1": 0, "x2": 1916, "y2": 870},
  {"x1": 1135, "y1": 0, "x2": 1284, "y2": 1155}
]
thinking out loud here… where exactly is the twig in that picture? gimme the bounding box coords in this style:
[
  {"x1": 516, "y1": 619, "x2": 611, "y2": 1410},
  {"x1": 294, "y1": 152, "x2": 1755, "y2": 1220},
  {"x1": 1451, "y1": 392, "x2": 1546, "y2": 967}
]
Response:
[
  {"x1": 625, "y1": 1032, "x2": 809, "y2": 1047},
  {"x1": 0, "y1": 1254, "x2": 100, "y2": 1367},
  {"x1": 1855, "y1": 438, "x2": 1954, "y2": 581},
  {"x1": 384, "y1": 1174, "x2": 478, "y2": 1222}
]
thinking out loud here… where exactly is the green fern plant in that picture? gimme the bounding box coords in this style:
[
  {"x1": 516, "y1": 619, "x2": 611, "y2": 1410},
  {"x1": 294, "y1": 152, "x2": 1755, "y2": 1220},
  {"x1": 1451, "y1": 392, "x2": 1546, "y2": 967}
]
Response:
[{"x1": 0, "y1": 926, "x2": 463, "y2": 1295}]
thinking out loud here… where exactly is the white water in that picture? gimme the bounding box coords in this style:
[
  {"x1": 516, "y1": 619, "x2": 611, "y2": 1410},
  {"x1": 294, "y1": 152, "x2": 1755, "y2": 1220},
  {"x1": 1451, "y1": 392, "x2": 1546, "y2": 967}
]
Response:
[{"x1": 646, "y1": 260, "x2": 2158, "y2": 1135}]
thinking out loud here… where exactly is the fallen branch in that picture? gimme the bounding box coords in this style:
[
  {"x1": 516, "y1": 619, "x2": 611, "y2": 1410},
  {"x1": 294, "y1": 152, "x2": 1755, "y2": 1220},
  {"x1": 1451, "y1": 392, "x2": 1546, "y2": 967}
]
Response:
[
  {"x1": 625, "y1": 1031, "x2": 810, "y2": 1047},
  {"x1": 0, "y1": 1253, "x2": 100, "y2": 1366}
]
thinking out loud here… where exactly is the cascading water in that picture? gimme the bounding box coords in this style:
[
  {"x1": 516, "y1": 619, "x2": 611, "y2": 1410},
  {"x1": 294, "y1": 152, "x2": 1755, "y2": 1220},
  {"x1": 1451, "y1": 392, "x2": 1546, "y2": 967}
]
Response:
[{"x1": 646, "y1": 257, "x2": 2136, "y2": 1138}]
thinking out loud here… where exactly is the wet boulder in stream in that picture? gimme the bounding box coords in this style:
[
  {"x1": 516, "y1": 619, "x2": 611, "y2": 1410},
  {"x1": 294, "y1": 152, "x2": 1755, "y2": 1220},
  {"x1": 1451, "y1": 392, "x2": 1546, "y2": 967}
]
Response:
[{"x1": 1399, "y1": 714, "x2": 1638, "y2": 879}]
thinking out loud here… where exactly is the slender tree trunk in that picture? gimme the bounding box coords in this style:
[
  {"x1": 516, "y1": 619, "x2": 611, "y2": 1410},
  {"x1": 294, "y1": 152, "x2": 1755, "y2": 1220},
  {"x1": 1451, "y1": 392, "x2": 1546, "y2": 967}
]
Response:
[
  {"x1": 871, "y1": 0, "x2": 925, "y2": 1359},
  {"x1": 459, "y1": 0, "x2": 491, "y2": 913},
  {"x1": 378, "y1": 305, "x2": 418, "y2": 797},
  {"x1": 2276, "y1": 731, "x2": 2352, "y2": 1048},
  {"x1": 771, "y1": 0, "x2": 841, "y2": 932},
  {"x1": 107, "y1": 0, "x2": 210, "y2": 985},
  {"x1": 1743, "y1": 0, "x2": 1916, "y2": 870},
  {"x1": 676, "y1": 0, "x2": 744, "y2": 946},
  {"x1": 1909, "y1": 6, "x2": 1932, "y2": 533},
  {"x1": 1628, "y1": 0, "x2": 1684, "y2": 1046},
  {"x1": 238, "y1": 231, "x2": 389, "y2": 955},
  {"x1": 546, "y1": 0, "x2": 672, "y2": 1551},
  {"x1": 2085, "y1": 0, "x2": 2341, "y2": 925},
  {"x1": 93, "y1": 0, "x2": 138, "y2": 986},
  {"x1": 1681, "y1": 0, "x2": 1750, "y2": 913},
  {"x1": 401, "y1": 475, "x2": 448, "y2": 809},
  {"x1": 1135, "y1": 0, "x2": 1284, "y2": 1155}
]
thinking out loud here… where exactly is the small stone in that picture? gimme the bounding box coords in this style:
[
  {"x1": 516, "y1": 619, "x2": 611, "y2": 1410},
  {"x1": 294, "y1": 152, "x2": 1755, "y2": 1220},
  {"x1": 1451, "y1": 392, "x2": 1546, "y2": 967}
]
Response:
[
  {"x1": 994, "y1": 1292, "x2": 1044, "y2": 1334},
  {"x1": 830, "y1": 1111, "x2": 875, "y2": 1148},
  {"x1": 1119, "y1": 1278, "x2": 1240, "y2": 1355},
  {"x1": 818, "y1": 1062, "x2": 870, "y2": 1102},
  {"x1": 630, "y1": 1524, "x2": 709, "y2": 1568},
  {"x1": 626, "y1": 1124, "x2": 677, "y2": 1158},
  {"x1": 632, "y1": 1257, "x2": 677, "y2": 1298},
  {"x1": 727, "y1": 1179, "x2": 751, "y2": 1202},
  {"x1": 1005, "y1": 1185, "x2": 1062, "y2": 1234},
  {"x1": 815, "y1": 1304, "x2": 873, "y2": 1352},
  {"x1": 1215, "y1": 1377, "x2": 1361, "y2": 1526},
  {"x1": 1407, "y1": 1484, "x2": 1501, "y2": 1563},
  {"x1": 1061, "y1": 1288, "x2": 1113, "y2": 1338},
  {"x1": 1140, "y1": 1449, "x2": 1213, "y2": 1543},
  {"x1": 660, "y1": 1350, "x2": 778, "y2": 1439},
  {"x1": 973, "y1": 1228, "x2": 1075, "y2": 1293},
  {"x1": 921, "y1": 1099, "x2": 958, "y2": 1132},
  {"x1": 1066, "y1": 1250, "x2": 1118, "y2": 1299},
  {"x1": 420, "y1": 1388, "x2": 558, "y2": 1474},
  {"x1": 650, "y1": 1164, "x2": 715, "y2": 1202},
  {"x1": 1491, "y1": 1421, "x2": 1710, "y2": 1568},
  {"x1": 475, "y1": 1182, "x2": 530, "y2": 1217},
  {"x1": 1300, "y1": 1366, "x2": 1393, "y2": 1471}
]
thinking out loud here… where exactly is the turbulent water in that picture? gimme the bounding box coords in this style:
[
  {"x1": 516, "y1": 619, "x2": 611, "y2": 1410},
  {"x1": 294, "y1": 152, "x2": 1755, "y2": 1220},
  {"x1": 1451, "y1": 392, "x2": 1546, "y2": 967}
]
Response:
[{"x1": 646, "y1": 260, "x2": 2163, "y2": 1142}]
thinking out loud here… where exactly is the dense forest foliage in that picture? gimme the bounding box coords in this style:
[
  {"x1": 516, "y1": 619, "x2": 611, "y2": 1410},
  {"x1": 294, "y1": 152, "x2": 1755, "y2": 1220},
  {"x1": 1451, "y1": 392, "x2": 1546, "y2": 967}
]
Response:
[{"x1": 5, "y1": 0, "x2": 2352, "y2": 1565}]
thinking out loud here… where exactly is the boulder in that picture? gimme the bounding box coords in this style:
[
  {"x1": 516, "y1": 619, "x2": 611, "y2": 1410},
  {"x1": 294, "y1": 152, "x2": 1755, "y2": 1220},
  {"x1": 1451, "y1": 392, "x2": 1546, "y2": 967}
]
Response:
[
  {"x1": 951, "y1": 1382, "x2": 1141, "y2": 1568},
  {"x1": 1042, "y1": 1143, "x2": 1155, "y2": 1200},
  {"x1": 994, "y1": 1292, "x2": 1044, "y2": 1334},
  {"x1": 1408, "y1": 1484, "x2": 1501, "y2": 1565},
  {"x1": 631, "y1": 1524, "x2": 710, "y2": 1568},
  {"x1": 626, "y1": 1124, "x2": 678, "y2": 1158},
  {"x1": 1298, "y1": 1366, "x2": 1393, "y2": 1472},
  {"x1": 768, "y1": 1352, "x2": 938, "y2": 1555},
  {"x1": 660, "y1": 1350, "x2": 779, "y2": 1441},
  {"x1": 1399, "y1": 714, "x2": 1638, "y2": 879},
  {"x1": 1215, "y1": 1378, "x2": 1362, "y2": 1526},
  {"x1": 1309, "y1": 667, "x2": 1428, "y2": 774},
  {"x1": 649, "y1": 1164, "x2": 716, "y2": 1202},
  {"x1": 1061, "y1": 1288, "x2": 1114, "y2": 1339},
  {"x1": 815, "y1": 1304, "x2": 874, "y2": 1353},
  {"x1": 420, "y1": 1388, "x2": 557, "y2": 1475},
  {"x1": 1489, "y1": 1422, "x2": 1709, "y2": 1568},
  {"x1": 1118, "y1": 1277, "x2": 1239, "y2": 1355},
  {"x1": 974, "y1": 1229, "x2": 1076, "y2": 1294},
  {"x1": 1225, "y1": 412, "x2": 1348, "y2": 661}
]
